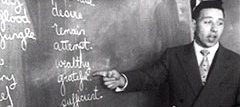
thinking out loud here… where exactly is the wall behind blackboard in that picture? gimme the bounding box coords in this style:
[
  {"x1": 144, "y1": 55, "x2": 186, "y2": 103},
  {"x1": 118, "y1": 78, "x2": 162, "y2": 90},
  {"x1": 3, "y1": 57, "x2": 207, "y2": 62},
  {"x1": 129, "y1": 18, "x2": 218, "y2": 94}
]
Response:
[{"x1": 1, "y1": 0, "x2": 192, "y2": 107}]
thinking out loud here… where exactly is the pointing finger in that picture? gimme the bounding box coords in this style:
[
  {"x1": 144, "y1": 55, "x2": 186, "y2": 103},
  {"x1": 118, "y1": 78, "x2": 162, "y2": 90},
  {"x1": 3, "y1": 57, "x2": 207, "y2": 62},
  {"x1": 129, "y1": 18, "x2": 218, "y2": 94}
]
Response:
[
  {"x1": 103, "y1": 77, "x2": 116, "y2": 81},
  {"x1": 104, "y1": 81, "x2": 116, "y2": 86},
  {"x1": 92, "y1": 71, "x2": 108, "y2": 77}
]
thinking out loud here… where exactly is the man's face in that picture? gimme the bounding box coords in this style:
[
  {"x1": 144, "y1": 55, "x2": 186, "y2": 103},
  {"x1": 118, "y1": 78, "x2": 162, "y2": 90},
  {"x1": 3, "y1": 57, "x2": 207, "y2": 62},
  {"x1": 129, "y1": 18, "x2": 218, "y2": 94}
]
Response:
[{"x1": 193, "y1": 8, "x2": 224, "y2": 48}]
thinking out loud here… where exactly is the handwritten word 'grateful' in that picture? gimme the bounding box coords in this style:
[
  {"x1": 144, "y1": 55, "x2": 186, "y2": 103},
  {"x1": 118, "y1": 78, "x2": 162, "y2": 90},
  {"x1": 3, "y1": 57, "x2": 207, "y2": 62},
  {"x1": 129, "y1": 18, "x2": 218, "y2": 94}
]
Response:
[
  {"x1": 58, "y1": 69, "x2": 91, "y2": 96},
  {"x1": 0, "y1": 0, "x2": 24, "y2": 14},
  {"x1": 70, "y1": 0, "x2": 95, "y2": 7},
  {"x1": 0, "y1": 74, "x2": 17, "y2": 107},
  {"x1": 0, "y1": 9, "x2": 30, "y2": 32},
  {"x1": 53, "y1": 38, "x2": 92, "y2": 52},
  {"x1": 0, "y1": 27, "x2": 36, "y2": 51},
  {"x1": 60, "y1": 86, "x2": 103, "y2": 107},
  {"x1": 52, "y1": 23, "x2": 86, "y2": 36},
  {"x1": 51, "y1": 0, "x2": 83, "y2": 20}
]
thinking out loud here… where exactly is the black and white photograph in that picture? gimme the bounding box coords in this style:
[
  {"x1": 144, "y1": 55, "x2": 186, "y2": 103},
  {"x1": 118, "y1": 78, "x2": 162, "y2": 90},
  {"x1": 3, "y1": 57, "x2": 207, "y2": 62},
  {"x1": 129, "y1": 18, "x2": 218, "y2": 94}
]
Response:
[{"x1": 0, "y1": 0, "x2": 239, "y2": 107}]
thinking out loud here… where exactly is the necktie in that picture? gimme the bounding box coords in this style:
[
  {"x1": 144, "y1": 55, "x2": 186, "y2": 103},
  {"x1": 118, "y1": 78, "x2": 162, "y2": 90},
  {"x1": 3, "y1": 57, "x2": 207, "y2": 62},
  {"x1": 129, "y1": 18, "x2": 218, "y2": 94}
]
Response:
[{"x1": 199, "y1": 50, "x2": 210, "y2": 85}]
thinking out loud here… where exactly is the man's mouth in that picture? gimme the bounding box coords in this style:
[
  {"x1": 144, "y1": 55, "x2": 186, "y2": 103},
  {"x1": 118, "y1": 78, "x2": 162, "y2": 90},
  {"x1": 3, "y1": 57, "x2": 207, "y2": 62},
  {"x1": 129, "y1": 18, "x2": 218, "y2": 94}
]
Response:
[{"x1": 208, "y1": 35, "x2": 217, "y2": 42}]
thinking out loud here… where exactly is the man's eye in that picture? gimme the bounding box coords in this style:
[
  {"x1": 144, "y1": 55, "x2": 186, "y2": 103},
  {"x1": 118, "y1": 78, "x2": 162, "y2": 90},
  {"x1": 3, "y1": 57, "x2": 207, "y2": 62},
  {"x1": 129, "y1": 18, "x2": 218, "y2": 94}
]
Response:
[
  {"x1": 204, "y1": 21, "x2": 212, "y2": 24},
  {"x1": 217, "y1": 22, "x2": 224, "y2": 26}
]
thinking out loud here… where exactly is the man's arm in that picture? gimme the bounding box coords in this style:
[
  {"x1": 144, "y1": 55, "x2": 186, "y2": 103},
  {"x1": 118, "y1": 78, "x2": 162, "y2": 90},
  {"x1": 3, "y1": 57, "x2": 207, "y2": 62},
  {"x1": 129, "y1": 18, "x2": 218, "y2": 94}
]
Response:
[{"x1": 92, "y1": 48, "x2": 170, "y2": 92}]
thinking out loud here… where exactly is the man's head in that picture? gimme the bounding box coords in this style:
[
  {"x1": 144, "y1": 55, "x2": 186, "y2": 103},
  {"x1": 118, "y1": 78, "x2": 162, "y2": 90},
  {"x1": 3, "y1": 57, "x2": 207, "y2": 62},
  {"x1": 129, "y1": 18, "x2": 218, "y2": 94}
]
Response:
[{"x1": 192, "y1": 0, "x2": 225, "y2": 48}]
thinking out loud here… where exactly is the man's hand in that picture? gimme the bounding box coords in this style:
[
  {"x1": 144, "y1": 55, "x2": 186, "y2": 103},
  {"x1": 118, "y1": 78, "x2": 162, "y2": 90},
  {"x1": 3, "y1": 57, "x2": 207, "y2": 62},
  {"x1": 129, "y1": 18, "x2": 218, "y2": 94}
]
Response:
[{"x1": 92, "y1": 70, "x2": 126, "y2": 90}]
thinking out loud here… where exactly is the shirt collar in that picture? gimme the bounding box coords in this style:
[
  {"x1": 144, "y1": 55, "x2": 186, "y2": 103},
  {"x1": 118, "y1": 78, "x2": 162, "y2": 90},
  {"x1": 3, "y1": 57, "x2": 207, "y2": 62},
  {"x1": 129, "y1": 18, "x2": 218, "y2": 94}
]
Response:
[{"x1": 193, "y1": 40, "x2": 219, "y2": 55}]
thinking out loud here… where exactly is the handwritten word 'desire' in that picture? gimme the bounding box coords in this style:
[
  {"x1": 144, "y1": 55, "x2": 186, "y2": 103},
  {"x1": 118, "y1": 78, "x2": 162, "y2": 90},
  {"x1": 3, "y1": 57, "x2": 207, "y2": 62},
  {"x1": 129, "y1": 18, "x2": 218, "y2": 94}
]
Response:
[
  {"x1": 58, "y1": 69, "x2": 91, "y2": 96},
  {"x1": 0, "y1": 74, "x2": 17, "y2": 107},
  {"x1": 60, "y1": 87, "x2": 103, "y2": 107},
  {"x1": 51, "y1": 0, "x2": 83, "y2": 20},
  {"x1": 0, "y1": 27, "x2": 36, "y2": 51}
]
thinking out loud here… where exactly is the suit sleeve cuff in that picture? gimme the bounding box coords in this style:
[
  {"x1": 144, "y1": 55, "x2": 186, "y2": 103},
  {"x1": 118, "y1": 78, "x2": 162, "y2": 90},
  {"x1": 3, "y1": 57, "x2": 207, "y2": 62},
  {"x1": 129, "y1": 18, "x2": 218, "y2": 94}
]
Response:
[{"x1": 115, "y1": 74, "x2": 128, "y2": 92}]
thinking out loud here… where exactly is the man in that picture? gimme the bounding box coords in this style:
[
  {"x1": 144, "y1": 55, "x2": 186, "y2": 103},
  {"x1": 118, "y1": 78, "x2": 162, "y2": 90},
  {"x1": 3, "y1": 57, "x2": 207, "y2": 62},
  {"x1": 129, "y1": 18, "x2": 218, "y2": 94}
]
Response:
[{"x1": 93, "y1": 1, "x2": 240, "y2": 107}]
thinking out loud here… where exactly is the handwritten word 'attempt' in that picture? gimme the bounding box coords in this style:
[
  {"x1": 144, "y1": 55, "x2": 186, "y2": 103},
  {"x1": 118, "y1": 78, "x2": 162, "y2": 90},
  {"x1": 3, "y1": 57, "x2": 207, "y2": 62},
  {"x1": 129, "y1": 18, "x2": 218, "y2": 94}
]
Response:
[{"x1": 0, "y1": 74, "x2": 17, "y2": 107}]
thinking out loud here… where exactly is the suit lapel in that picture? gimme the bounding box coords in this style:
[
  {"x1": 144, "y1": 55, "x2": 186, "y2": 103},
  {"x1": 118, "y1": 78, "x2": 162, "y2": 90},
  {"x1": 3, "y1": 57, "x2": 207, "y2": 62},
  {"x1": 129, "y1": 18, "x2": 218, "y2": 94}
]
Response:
[
  {"x1": 198, "y1": 45, "x2": 229, "y2": 94},
  {"x1": 178, "y1": 43, "x2": 203, "y2": 96},
  {"x1": 192, "y1": 45, "x2": 231, "y2": 106}
]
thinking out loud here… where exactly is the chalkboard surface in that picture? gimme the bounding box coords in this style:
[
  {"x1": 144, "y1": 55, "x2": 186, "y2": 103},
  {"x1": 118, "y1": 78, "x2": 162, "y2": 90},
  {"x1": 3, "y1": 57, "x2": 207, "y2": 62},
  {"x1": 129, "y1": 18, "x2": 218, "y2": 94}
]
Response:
[{"x1": 3, "y1": 0, "x2": 232, "y2": 107}]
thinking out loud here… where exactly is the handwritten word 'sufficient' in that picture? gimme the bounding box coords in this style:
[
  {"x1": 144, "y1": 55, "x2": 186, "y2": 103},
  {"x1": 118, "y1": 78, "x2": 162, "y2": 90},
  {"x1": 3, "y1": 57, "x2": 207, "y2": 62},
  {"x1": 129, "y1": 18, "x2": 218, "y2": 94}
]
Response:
[{"x1": 60, "y1": 86, "x2": 103, "y2": 107}]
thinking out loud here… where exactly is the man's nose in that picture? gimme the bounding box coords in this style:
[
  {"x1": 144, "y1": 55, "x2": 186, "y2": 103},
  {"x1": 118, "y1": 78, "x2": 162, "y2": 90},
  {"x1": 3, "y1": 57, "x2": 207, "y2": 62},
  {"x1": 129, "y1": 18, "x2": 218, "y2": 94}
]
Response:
[{"x1": 211, "y1": 24, "x2": 218, "y2": 32}]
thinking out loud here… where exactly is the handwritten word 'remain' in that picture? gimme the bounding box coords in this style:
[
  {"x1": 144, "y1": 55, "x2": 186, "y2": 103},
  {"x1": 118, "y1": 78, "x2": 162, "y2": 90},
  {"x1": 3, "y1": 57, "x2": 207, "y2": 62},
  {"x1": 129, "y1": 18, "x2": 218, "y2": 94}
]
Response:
[{"x1": 52, "y1": 23, "x2": 86, "y2": 36}]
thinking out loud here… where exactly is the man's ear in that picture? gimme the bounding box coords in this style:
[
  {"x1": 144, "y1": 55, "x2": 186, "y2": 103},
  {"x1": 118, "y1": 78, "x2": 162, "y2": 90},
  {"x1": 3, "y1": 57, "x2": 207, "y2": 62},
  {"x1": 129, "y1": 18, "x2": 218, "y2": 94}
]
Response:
[{"x1": 191, "y1": 19, "x2": 197, "y2": 31}]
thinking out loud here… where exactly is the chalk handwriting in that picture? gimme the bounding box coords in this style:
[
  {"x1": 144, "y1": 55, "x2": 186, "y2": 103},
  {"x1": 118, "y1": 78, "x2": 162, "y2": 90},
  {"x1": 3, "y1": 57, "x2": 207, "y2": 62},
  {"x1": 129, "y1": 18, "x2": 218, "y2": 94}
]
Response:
[
  {"x1": 70, "y1": 0, "x2": 95, "y2": 7},
  {"x1": 51, "y1": 0, "x2": 83, "y2": 20},
  {"x1": 52, "y1": 23, "x2": 86, "y2": 36},
  {"x1": 55, "y1": 51, "x2": 90, "y2": 69},
  {"x1": 0, "y1": 0, "x2": 24, "y2": 14},
  {"x1": 0, "y1": 58, "x2": 4, "y2": 66},
  {"x1": 53, "y1": 39, "x2": 92, "y2": 52},
  {"x1": 0, "y1": 9, "x2": 31, "y2": 32},
  {"x1": 60, "y1": 86, "x2": 103, "y2": 107},
  {"x1": 0, "y1": 74, "x2": 17, "y2": 107},
  {"x1": 58, "y1": 69, "x2": 91, "y2": 96},
  {"x1": 0, "y1": 27, "x2": 36, "y2": 51}
]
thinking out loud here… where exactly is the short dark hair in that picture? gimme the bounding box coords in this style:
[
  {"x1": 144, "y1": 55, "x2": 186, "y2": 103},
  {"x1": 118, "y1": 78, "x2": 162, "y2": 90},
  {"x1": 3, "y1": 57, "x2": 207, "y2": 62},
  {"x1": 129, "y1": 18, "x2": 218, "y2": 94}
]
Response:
[{"x1": 192, "y1": 0, "x2": 225, "y2": 20}]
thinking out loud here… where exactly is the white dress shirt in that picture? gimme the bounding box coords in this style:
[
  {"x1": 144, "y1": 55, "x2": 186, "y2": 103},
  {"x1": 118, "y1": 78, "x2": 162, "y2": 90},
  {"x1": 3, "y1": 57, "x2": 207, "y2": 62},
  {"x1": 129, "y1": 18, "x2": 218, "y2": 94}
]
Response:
[{"x1": 193, "y1": 41, "x2": 219, "y2": 67}]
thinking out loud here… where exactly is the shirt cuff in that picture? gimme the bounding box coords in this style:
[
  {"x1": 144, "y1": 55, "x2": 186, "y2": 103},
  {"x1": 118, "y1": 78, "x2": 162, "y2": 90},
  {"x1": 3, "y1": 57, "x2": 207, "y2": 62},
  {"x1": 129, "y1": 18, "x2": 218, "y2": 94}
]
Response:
[{"x1": 115, "y1": 74, "x2": 128, "y2": 92}]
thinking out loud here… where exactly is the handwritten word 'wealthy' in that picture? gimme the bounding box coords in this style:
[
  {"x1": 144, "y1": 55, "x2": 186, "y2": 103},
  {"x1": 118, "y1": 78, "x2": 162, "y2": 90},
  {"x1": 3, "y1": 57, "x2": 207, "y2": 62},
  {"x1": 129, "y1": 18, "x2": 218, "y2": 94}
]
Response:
[
  {"x1": 0, "y1": 74, "x2": 17, "y2": 107},
  {"x1": 55, "y1": 50, "x2": 91, "y2": 69}
]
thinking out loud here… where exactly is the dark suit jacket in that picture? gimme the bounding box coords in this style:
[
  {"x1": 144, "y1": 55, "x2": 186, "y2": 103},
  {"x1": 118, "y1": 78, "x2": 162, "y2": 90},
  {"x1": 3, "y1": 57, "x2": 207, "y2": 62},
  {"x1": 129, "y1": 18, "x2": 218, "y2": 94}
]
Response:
[{"x1": 124, "y1": 43, "x2": 240, "y2": 107}]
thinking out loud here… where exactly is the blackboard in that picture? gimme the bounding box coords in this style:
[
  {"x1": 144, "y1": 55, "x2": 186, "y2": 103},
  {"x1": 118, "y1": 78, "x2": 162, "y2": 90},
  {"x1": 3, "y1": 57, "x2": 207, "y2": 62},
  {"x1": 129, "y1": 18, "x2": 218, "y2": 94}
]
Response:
[{"x1": 0, "y1": 0, "x2": 196, "y2": 107}]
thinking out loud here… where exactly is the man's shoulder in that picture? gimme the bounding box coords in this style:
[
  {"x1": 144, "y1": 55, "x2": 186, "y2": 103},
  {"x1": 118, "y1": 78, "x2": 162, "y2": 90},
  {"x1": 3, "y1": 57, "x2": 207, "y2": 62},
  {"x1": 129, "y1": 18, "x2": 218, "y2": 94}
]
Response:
[
  {"x1": 221, "y1": 46, "x2": 240, "y2": 61},
  {"x1": 165, "y1": 43, "x2": 192, "y2": 53}
]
